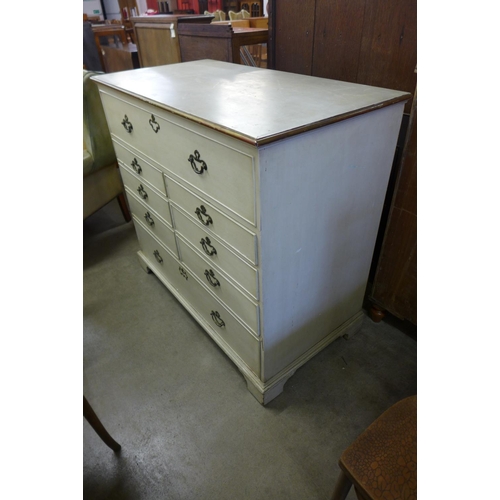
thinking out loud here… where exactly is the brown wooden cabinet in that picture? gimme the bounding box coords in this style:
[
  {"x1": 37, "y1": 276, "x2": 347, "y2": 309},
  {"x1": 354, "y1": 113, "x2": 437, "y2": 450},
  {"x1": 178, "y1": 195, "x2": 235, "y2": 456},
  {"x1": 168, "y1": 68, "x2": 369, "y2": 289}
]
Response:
[
  {"x1": 131, "y1": 14, "x2": 213, "y2": 67},
  {"x1": 369, "y1": 84, "x2": 417, "y2": 325}
]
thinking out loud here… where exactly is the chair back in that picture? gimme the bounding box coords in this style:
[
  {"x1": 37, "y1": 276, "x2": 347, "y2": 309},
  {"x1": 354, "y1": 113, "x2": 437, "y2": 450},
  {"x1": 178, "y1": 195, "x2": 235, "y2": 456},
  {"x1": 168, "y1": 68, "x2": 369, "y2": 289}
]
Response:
[{"x1": 83, "y1": 70, "x2": 116, "y2": 175}]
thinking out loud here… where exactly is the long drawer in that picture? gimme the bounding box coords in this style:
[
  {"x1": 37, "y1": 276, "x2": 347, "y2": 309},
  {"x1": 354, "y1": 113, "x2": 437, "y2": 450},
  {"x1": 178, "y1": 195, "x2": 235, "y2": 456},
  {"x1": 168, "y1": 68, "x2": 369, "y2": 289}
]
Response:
[
  {"x1": 119, "y1": 165, "x2": 173, "y2": 228},
  {"x1": 175, "y1": 264, "x2": 261, "y2": 376},
  {"x1": 177, "y1": 234, "x2": 260, "y2": 337},
  {"x1": 113, "y1": 140, "x2": 166, "y2": 195},
  {"x1": 165, "y1": 175, "x2": 257, "y2": 265},
  {"x1": 99, "y1": 90, "x2": 257, "y2": 226},
  {"x1": 172, "y1": 205, "x2": 258, "y2": 300}
]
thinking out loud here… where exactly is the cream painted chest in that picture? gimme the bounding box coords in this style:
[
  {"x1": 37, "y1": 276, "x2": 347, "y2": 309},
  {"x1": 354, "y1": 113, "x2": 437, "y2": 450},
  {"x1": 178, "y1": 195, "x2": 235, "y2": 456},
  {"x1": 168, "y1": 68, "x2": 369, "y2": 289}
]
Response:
[{"x1": 93, "y1": 61, "x2": 409, "y2": 404}]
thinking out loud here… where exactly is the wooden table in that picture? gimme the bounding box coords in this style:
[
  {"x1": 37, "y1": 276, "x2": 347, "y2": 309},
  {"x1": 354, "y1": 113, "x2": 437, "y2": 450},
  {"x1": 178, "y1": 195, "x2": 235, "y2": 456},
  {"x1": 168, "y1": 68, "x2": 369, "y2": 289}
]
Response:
[{"x1": 177, "y1": 23, "x2": 268, "y2": 65}]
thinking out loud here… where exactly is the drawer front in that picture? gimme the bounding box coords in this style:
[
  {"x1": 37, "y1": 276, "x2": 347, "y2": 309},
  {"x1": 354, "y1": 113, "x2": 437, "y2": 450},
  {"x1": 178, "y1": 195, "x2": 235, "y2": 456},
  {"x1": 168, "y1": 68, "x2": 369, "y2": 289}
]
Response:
[
  {"x1": 99, "y1": 90, "x2": 257, "y2": 226},
  {"x1": 113, "y1": 140, "x2": 166, "y2": 195},
  {"x1": 120, "y1": 165, "x2": 173, "y2": 228},
  {"x1": 127, "y1": 192, "x2": 177, "y2": 255},
  {"x1": 133, "y1": 217, "x2": 181, "y2": 290},
  {"x1": 172, "y1": 205, "x2": 258, "y2": 300},
  {"x1": 177, "y1": 234, "x2": 259, "y2": 337},
  {"x1": 176, "y1": 265, "x2": 260, "y2": 376},
  {"x1": 166, "y1": 175, "x2": 257, "y2": 265}
]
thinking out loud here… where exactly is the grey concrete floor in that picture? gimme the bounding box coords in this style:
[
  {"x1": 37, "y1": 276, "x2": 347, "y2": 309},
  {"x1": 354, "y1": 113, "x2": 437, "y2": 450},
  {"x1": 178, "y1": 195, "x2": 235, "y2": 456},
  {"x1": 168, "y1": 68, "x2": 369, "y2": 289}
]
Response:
[{"x1": 83, "y1": 199, "x2": 417, "y2": 500}]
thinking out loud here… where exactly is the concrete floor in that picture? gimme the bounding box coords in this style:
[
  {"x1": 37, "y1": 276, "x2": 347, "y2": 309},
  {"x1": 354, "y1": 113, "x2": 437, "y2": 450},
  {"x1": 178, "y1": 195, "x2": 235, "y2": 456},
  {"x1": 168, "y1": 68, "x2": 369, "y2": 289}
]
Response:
[{"x1": 83, "y1": 199, "x2": 417, "y2": 500}]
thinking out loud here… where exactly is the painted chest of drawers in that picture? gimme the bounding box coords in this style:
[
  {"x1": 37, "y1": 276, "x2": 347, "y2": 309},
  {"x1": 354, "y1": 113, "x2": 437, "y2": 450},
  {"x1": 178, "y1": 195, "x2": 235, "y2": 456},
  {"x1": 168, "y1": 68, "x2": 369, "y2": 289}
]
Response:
[{"x1": 92, "y1": 61, "x2": 409, "y2": 404}]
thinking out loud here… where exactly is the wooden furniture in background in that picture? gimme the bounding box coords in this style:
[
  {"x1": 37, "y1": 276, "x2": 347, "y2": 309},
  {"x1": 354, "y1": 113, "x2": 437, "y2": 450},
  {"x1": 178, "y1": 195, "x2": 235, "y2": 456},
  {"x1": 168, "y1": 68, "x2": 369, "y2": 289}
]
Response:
[
  {"x1": 84, "y1": 396, "x2": 121, "y2": 452},
  {"x1": 178, "y1": 22, "x2": 267, "y2": 65},
  {"x1": 239, "y1": 1, "x2": 262, "y2": 17},
  {"x1": 91, "y1": 25, "x2": 129, "y2": 71},
  {"x1": 268, "y1": 0, "x2": 416, "y2": 113},
  {"x1": 93, "y1": 60, "x2": 408, "y2": 403},
  {"x1": 101, "y1": 42, "x2": 140, "y2": 73},
  {"x1": 131, "y1": 14, "x2": 213, "y2": 67},
  {"x1": 368, "y1": 80, "x2": 417, "y2": 325},
  {"x1": 331, "y1": 396, "x2": 417, "y2": 500}
]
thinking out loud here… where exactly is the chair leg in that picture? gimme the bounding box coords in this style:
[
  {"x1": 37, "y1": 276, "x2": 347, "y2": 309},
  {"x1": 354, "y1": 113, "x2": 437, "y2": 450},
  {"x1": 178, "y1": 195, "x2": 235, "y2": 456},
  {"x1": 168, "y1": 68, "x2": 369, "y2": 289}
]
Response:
[
  {"x1": 83, "y1": 396, "x2": 121, "y2": 452},
  {"x1": 117, "y1": 193, "x2": 131, "y2": 222},
  {"x1": 331, "y1": 470, "x2": 352, "y2": 500}
]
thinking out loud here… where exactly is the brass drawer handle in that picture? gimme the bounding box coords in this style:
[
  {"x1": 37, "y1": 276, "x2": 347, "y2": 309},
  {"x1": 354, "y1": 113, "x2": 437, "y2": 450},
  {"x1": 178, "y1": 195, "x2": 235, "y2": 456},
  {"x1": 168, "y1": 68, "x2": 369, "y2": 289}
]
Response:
[
  {"x1": 204, "y1": 269, "x2": 220, "y2": 287},
  {"x1": 195, "y1": 205, "x2": 213, "y2": 226},
  {"x1": 200, "y1": 237, "x2": 217, "y2": 256},
  {"x1": 121, "y1": 115, "x2": 133, "y2": 133},
  {"x1": 211, "y1": 310, "x2": 225, "y2": 328},
  {"x1": 144, "y1": 211, "x2": 154, "y2": 226},
  {"x1": 131, "y1": 158, "x2": 142, "y2": 174},
  {"x1": 153, "y1": 250, "x2": 163, "y2": 264},
  {"x1": 188, "y1": 150, "x2": 207, "y2": 174},
  {"x1": 137, "y1": 184, "x2": 148, "y2": 200},
  {"x1": 179, "y1": 266, "x2": 188, "y2": 280},
  {"x1": 149, "y1": 114, "x2": 160, "y2": 133}
]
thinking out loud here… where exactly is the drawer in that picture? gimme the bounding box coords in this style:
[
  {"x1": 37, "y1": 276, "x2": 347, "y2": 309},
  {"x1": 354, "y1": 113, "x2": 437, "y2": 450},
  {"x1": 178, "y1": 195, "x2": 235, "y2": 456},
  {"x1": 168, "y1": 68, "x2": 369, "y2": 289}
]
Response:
[
  {"x1": 99, "y1": 90, "x2": 257, "y2": 226},
  {"x1": 166, "y1": 175, "x2": 257, "y2": 265},
  {"x1": 127, "y1": 193, "x2": 178, "y2": 256},
  {"x1": 177, "y1": 234, "x2": 260, "y2": 337},
  {"x1": 133, "y1": 216, "x2": 181, "y2": 289},
  {"x1": 120, "y1": 165, "x2": 173, "y2": 228},
  {"x1": 175, "y1": 265, "x2": 260, "y2": 376},
  {"x1": 172, "y1": 205, "x2": 258, "y2": 300},
  {"x1": 113, "y1": 140, "x2": 166, "y2": 195}
]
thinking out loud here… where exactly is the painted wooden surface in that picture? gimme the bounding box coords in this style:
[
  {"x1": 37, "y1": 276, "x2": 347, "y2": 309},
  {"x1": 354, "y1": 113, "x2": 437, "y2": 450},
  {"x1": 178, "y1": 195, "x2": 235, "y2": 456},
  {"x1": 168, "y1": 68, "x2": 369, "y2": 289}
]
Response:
[
  {"x1": 92, "y1": 60, "x2": 409, "y2": 145},
  {"x1": 93, "y1": 61, "x2": 408, "y2": 403}
]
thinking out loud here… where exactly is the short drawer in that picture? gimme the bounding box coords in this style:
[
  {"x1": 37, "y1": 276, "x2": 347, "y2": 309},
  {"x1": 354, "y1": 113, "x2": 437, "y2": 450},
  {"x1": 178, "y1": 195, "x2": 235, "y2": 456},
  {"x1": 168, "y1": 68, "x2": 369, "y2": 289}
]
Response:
[
  {"x1": 99, "y1": 90, "x2": 257, "y2": 226},
  {"x1": 120, "y1": 165, "x2": 173, "y2": 228},
  {"x1": 133, "y1": 217, "x2": 180, "y2": 288},
  {"x1": 177, "y1": 234, "x2": 259, "y2": 337},
  {"x1": 175, "y1": 265, "x2": 260, "y2": 376},
  {"x1": 172, "y1": 205, "x2": 258, "y2": 300},
  {"x1": 166, "y1": 176, "x2": 257, "y2": 265},
  {"x1": 128, "y1": 193, "x2": 177, "y2": 255},
  {"x1": 113, "y1": 140, "x2": 166, "y2": 195}
]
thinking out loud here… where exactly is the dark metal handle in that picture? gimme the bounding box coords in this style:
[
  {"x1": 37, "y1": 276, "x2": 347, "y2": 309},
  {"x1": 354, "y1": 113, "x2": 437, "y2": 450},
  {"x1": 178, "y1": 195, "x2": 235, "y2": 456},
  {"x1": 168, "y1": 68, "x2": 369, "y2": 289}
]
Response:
[
  {"x1": 144, "y1": 211, "x2": 154, "y2": 226},
  {"x1": 211, "y1": 310, "x2": 225, "y2": 327},
  {"x1": 121, "y1": 115, "x2": 133, "y2": 133},
  {"x1": 200, "y1": 237, "x2": 217, "y2": 256},
  {"x1": 137, "y1": 184, "x2": 148, "y2": 200},
  {"x1": 204, "y1": 269, "x2": 220, "y2": 287},
  {"x1": 179, "y1": 267, "x2": 188, "y2": 280},
  {"x1": 188, "y1": 150, "x2": 207, "y2": 174},
  {"x1": 153, "y1": 250, "x2": 163, "y2": 264},
  {"x1": 131, "y1": 158, "x2": 142, "y2": 174},
  {"x1": 195, "y1": 205, "x2": 213, "y2": 226},
  {"x1": 149, "y1": 114, "x2": 160, "y2": 133}
]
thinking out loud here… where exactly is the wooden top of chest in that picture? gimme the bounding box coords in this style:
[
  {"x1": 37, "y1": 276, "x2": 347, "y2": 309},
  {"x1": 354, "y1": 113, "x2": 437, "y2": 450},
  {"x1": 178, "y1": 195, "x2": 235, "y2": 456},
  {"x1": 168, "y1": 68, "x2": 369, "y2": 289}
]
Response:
[{"x1": 92, "y1": 60, "x2": 410, "y2": 146}]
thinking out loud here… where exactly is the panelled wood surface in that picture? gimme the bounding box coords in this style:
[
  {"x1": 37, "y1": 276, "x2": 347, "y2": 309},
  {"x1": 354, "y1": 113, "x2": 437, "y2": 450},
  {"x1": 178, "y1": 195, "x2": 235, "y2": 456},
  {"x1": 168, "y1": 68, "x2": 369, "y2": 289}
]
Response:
[
  {"x1": 270, "y1": 0, "x2": 416, "y2": 112},
  {"x1": 370, "y1": 87, "x2": 417, "y2": 324},
  {"x1": 273, "y1": 0, "x2": 315, "y2": 76}
]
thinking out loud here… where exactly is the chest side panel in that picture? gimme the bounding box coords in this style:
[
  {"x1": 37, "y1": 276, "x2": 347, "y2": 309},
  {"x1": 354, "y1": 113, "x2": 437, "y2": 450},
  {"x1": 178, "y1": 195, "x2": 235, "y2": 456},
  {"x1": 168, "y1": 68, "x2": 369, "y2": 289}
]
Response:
[{"x1": 257, "y1": 103, "x2": 405, "y2": 381}]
